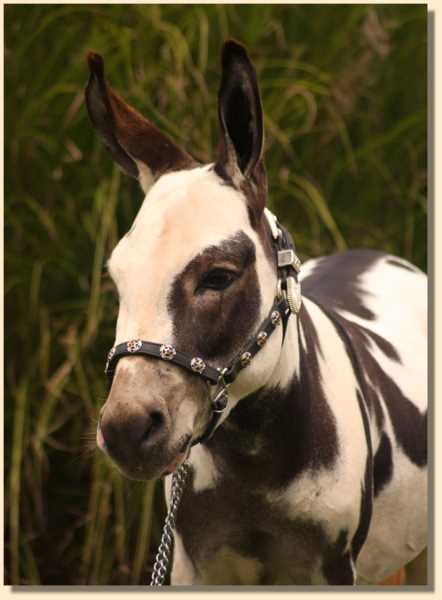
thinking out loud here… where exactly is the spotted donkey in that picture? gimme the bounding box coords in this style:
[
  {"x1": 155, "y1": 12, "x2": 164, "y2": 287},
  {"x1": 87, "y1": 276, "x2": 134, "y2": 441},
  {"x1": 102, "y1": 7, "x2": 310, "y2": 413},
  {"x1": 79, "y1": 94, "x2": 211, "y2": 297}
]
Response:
[{"x1": 85, "y1": 40, "x2": 427, "y2": 585}]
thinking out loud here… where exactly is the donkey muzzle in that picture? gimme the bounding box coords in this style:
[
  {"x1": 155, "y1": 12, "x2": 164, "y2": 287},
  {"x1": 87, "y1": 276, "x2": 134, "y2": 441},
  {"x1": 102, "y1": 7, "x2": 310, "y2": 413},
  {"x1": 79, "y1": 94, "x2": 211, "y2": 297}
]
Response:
[{"x1": 97, "y1": 356, "x2": 206, "y2": 479}]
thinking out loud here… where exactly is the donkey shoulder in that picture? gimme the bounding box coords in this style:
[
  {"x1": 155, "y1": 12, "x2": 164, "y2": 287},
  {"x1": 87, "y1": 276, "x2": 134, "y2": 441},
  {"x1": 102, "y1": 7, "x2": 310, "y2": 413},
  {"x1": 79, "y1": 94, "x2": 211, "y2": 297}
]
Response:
[{"x1": 301, "y1": 248, "x2": 427, "y2": 471}]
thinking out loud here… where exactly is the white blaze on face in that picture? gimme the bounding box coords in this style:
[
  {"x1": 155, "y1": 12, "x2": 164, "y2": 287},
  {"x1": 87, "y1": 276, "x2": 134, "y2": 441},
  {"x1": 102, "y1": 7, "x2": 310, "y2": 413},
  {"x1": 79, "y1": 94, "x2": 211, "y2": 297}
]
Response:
[
  {"x1": 107, "y1": 165, "x2": 280, "y2": 391},
  {"x1": 109, "y1": 165, "x2": 247, "y2": 344}
]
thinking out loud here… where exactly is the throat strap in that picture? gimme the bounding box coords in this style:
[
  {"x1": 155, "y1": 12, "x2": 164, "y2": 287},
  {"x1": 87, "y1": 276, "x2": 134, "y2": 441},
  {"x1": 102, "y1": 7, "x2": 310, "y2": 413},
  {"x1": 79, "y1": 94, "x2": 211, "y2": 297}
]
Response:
[{"x1": 221, "y1": 296, "x2": 291, "y2": 385}]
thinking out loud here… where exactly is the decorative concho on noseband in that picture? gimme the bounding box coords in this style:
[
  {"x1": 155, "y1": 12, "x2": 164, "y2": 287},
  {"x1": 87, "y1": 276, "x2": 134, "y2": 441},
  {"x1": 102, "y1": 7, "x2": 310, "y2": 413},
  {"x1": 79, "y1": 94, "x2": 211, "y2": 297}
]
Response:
[
  {"x1": 257, "y1": 331, "x2": 268, "y2": 347},
  {"x1": 240, "y1": 352, "x2": 252, "y2": 368},
  {"x1": 271, "y1": 310, "x2": 281, "y2": 326},
  {"x1": 127, "y1": 339, "x2": 142, "y2": 353},
  {"x1": 160, "y1": 344, "x2": 177, "y2": 361},
  {"x1": 190, "y1": 357, "x2": 206, "y2": 374}
]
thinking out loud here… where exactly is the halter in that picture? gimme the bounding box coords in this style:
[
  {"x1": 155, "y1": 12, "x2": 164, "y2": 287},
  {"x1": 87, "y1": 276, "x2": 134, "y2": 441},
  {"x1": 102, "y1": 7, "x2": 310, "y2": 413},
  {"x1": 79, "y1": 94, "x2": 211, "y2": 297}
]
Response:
[{"x1": 104, "y1": 209, "x2": 302, "y2": 446}]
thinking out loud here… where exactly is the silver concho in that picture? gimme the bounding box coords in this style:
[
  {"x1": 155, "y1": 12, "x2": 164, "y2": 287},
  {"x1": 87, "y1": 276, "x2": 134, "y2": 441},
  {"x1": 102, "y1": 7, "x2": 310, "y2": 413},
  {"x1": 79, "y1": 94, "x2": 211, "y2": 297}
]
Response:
[
  {"x1": 160, "y1": 344, "x2": 176, "y2": 361},
  {"x1": 271, "y1": 310, "x2": 281, "y2": 326},
  {"x1": 256, "y1": 331, "x2": 268, "y2": 347},
  {"x1": 287, "y1": 276, "x2": 302, "y2": 314},
  {"x1": 190, "y1": 357, "x2": 206, "y2": 374},
  {"x1": 240, "y1": 351, "x2": 252, "y2": 367},
  {"x1": 127, "y1": 339, "x2": 142, "y2": 353}
]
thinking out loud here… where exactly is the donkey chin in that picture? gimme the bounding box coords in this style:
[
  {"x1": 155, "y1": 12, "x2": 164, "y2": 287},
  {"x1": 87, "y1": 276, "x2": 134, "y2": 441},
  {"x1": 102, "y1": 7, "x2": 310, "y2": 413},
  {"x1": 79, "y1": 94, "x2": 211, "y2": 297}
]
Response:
[{"x1": 96, "y1": 357, "x2": 210, "y2": 480}]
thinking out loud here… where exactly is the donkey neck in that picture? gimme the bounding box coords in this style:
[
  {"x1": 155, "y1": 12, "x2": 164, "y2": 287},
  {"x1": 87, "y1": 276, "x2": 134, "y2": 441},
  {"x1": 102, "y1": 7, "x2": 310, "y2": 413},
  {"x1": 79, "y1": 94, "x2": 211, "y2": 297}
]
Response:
[{"x1": 200, "y1": 294, "x2": 340, "y2": 491}]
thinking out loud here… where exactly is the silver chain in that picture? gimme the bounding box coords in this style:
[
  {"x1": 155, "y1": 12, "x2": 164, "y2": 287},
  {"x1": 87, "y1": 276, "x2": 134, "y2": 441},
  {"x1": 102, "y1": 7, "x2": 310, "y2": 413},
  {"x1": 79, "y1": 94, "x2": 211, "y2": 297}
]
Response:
[{"x1": 149, "y1": 461, "x2": 191, "y2": 586}]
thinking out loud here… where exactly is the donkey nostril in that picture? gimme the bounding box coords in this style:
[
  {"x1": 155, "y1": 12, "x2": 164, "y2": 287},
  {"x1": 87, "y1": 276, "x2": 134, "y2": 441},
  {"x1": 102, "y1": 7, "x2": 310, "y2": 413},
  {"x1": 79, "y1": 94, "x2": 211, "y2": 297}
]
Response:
[
  {"x1": 100, "y1": 406, "x2": 167, "y2": 463},
  {"x1": 151, "y1": 410, "x2": 164, "y2": 427}
]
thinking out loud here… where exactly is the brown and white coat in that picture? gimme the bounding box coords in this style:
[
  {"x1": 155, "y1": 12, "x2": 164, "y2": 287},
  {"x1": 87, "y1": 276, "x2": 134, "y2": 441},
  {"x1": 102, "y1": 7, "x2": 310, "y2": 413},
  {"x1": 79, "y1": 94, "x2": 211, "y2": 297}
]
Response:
[{"x1": 85, "y1": 40, "x2": 427, "y2": 585}]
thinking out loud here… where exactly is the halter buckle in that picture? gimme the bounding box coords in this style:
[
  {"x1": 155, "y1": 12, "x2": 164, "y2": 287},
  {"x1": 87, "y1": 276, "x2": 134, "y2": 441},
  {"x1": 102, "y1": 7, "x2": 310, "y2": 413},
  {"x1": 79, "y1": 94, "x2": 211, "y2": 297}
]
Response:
[{"x1": 277, "y1": 249, "x2": 301, "y2": 273}]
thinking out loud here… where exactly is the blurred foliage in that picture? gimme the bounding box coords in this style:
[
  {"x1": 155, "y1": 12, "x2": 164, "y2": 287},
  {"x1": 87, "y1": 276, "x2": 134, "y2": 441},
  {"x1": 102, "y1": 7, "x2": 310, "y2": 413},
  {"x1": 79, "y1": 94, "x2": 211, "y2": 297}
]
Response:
[{"x1": 4, "y1": 4, "x2": 426, "y2": 585}]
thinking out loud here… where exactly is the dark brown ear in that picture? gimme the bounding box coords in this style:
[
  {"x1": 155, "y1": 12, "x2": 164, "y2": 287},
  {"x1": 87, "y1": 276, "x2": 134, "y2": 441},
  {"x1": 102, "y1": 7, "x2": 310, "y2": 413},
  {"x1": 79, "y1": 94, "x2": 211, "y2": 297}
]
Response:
[
  {"x1": 215, "y1": 41, "x2": 267, "y2": 220},
  {"x1": 215, "y1": 40, "x2": 266, "y2": 217},
  {"x1": 85, "y1": 52, "x2": 194, "y2": 193}
]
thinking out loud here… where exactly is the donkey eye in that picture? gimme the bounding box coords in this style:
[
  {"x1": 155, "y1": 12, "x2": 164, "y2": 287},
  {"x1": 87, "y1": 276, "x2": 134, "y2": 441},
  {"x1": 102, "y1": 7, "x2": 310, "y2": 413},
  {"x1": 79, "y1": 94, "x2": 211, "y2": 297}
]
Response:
[{"x1": 197, "y1": 269, "x2": 239, "y2": 292}]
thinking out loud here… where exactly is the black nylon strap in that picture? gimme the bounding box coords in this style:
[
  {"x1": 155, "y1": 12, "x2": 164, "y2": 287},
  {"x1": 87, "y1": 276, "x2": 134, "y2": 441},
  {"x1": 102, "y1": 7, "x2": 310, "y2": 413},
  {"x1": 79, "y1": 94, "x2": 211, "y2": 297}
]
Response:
[
  {"x1": 193, "y1": 409, "x2": 223, "y2": 446},
  {"x1": 222, "y1": 296, "x2": 291, "y2": 385},
  {"x1": 105, "y1": 341, "x2": 221, "y2": 385},
  {"x1": 105, "y1": 296, "x2": 290, "y2": 388}
]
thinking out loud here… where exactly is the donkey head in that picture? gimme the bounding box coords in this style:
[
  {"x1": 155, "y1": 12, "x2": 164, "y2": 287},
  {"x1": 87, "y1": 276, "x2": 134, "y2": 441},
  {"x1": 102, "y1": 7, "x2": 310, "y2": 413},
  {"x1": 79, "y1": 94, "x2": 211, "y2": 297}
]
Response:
[{"x1": 86, "y1": 41, "x2": 283, "y2": 480}]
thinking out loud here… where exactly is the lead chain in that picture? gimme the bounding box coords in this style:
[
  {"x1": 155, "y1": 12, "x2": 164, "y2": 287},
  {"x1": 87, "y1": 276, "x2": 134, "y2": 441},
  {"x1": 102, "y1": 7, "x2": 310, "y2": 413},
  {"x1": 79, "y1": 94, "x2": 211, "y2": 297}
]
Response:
[{"x1": 149, "y1": 461, "x2": 191, "y2": 586}]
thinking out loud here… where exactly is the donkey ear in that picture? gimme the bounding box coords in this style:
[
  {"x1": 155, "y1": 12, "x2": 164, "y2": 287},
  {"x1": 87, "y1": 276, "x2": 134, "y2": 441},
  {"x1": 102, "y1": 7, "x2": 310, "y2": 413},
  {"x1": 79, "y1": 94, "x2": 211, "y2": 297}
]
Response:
[
  {"x1": 215, "y1": 40, "x2": 264, "y2": 184},
  {"x1": 85, "y1": 52, "x2": 194, "y2": 194}
]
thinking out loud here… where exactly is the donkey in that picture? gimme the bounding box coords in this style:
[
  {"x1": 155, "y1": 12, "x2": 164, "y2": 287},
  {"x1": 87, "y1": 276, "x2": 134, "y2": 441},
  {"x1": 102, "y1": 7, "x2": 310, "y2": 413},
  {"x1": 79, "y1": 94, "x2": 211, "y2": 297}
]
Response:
[{"x1": 85, "y1": 40, "x2": 427, "y2": 585}]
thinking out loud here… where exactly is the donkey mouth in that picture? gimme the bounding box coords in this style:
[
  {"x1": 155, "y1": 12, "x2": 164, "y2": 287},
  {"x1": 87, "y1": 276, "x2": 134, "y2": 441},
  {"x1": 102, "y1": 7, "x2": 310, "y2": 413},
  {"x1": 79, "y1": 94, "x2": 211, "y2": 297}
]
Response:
[
  {"x1": 96, "y1": 422, "x2": 191, "y2": 479},
  {"x1": 161, "y1": 434, "x2": 192, "y2": 477}
]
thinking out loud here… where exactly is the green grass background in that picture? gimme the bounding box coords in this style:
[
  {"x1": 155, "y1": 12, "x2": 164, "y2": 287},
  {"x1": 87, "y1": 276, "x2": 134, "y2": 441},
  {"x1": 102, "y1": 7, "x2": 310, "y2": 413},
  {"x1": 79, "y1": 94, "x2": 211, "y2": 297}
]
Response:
[{"x1": 5, "y1": 4, "x2": 427, "y2": 585}]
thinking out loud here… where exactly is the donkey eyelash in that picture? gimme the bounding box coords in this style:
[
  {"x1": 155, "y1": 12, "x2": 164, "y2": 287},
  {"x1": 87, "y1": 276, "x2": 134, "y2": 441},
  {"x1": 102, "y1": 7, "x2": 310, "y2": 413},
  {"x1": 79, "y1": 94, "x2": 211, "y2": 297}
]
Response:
[{"x1": 196, "y1": 268, "x2": 240, "y2": 293}]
